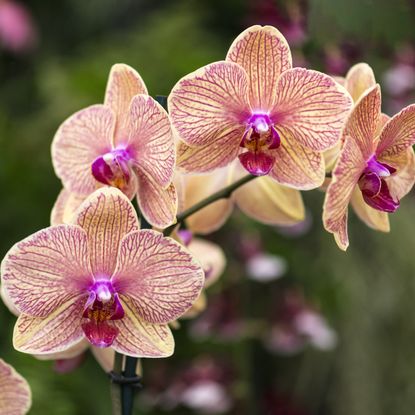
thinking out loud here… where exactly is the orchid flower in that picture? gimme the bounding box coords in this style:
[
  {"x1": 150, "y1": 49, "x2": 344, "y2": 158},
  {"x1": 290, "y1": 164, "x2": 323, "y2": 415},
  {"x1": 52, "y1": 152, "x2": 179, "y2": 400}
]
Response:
[
  {"x1": 175, "y1": 160, "x2": 305, "y2": 235},
  {"x1": 51, "y1": 64, "x2": 177, "y2": 228},
  {"x1": 0, "y1": 359, "x2": 31, "y2": 415},
  {"x1": 169, "y1": 25, "x2": 352, "y2": 189},
  {"x1": 1, "y1": 187, "x2": 204, "y2": 356},
  {"x1": 323, "y1": 84, "x2": 415, "y2": 250}
]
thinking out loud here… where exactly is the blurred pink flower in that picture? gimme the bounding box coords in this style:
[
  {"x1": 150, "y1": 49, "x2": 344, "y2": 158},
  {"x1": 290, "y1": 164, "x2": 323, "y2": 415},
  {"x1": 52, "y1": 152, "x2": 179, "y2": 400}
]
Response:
[{"x1": 0, "y1": 0, "x2": 37, "y2": 53}]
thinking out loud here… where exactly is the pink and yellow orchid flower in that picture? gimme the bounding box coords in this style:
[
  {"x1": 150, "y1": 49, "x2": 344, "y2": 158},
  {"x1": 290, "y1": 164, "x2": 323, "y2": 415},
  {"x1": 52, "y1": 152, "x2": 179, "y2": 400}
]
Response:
[
  {"x1": 51, "y1": 64, "x2": 177, "y2": 228},
  {"x1": 1, "y1": 187, "x2": 204, "y2": 356},
  {"x1": 323, "y1": 84, "x2": 415, "y2": 250},
  {"x1": 169, "y1": 25, "x2": 352, "y2": 189},
  {"x1": 0, "y1": 359, "x2": 31, "y2": 415}
]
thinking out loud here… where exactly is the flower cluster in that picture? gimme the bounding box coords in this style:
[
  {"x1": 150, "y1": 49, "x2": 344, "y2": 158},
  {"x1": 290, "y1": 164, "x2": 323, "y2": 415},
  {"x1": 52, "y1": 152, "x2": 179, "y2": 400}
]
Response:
[{"x1": 1, "y1": 23, "x2": 415, "y2": 413}]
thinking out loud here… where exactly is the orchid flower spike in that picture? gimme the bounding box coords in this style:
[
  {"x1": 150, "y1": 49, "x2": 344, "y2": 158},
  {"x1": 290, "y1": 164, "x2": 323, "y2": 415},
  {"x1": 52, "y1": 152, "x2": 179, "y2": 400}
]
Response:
[
  {"x1": 1, "y1": 187, "x2": 204, "y2": 356},
  {"x1": 169, "y1": 25, "x2": 353, "y2": 190},
  {"x1": 323, "y1": 84, "x2": 415, "y2": 250},
  {"x1": 51, "y1": 64, "x2": 177, "y2": 228}
]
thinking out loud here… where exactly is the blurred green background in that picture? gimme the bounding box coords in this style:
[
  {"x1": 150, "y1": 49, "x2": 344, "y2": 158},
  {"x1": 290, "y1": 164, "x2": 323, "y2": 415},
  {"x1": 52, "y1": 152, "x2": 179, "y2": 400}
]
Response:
[{"x1": 1, "y1": 0, "x2": 415, "y2": 414}]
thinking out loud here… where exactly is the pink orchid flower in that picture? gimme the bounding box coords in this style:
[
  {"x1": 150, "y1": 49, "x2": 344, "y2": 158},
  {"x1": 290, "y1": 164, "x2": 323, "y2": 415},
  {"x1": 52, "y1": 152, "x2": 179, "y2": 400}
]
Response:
[
  {"x1": 169, "y1": 25, "x2": 352, "y2": 189},
  {"x1": 51, "y1": 64, "x2": 177, "y2": 228},
  {"x1": 0, "y1": 358, "x2": 31, "y2": 415},
  {"x1": 323, "y1": 84, "x2": 415, "y2": 250},
  {"x1": 1, "y1": 187, "x2": 204, "y2": 356}
]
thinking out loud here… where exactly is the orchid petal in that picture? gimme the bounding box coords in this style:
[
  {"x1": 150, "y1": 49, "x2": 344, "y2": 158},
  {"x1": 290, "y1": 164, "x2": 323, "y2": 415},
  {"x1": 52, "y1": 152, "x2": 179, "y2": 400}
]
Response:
[
  {"x1": 358, "y1": 172, "x2": 381, "y2": 197},
  {"x1": 238, "y1": 150, "x2": 275, "y2": 176},
  {"x1": 361, "y1": 180, "x2": 399, "y2": 212},
  {"x1": 50, "y1": 189, "x2": 85, "y2": 226},
  {"x1": 177, "y1": 134, "x2": 242, "y2": 173},
  {"x1": 187, "y1": 238, "x2": 226, "y2": 289},
  {"x1": 376, "y1": 104, "x2": 415, "y2": 157},
  {"x1": 168, "y1": 61, "x2": 250, "y2": 147},
  {"x1": 126, "y1": 94, "x2": 175, "y2": 187},
  {"x1": 272, "y1": 68, "x2": 353, "y2": 152},
  {"x1": 344, "y1": 62, "x2": 376, "y2": 102},
  {"x1": 1, "y1": 225, "x2": 92, "y2": 317},
  {"x1": 350, "y1": 188, "x2": 390, "y2": 232},
  {"x1": 13, "y1": 299, "x2": 85, "y2": 355},
  {"x1": 82, "y1": 320, "x2": 118, "y2": 348},
  {"x1": 323, "y1": 135, "x2": 367, "y2": 250},
  {"x1": 136, "y1": 172, "x2": 178, "y2": 229},
  {"x1": 344, "y1": 84, "x2": 381, "y2": 159},
  {"x1": 34, "y1": 340, "x2": 89, "y2": 361},
  {"x1": 323, "y1": 142, "x2": 341, "y2": 173},
  {"x1": 180, "y1": 168, "x2": 233, "y2": 234},
  {"x1": 90, "y1": 347, "x2": 114, "y2": 372},
  {"x1": 234, "y1": 174, "x2": 305, "y2": 225},
  {"x1": 112, "y1": 230, "x2": 204, "y2": 324},
  {"x1": 0, "y1": 359, "x2": 31, "y2": 415},
  {"x1": 269, "y1": 135, "x2": 325, "y2": 190},
  {"x1": 113, "y1": 296, "x2": 174, "y2": 358},
  {"x1": 74, "y1": 188, "x2": 139, "y2": 277},
  {"x1": 104, "y1": 64, "x2": 148, "y2": 142},
  {"x1": 226, "y1": 25, "x2": 292, "y2": 110},
  {"x1": 51, "y1": 105, "x2": 115, "y2": 195},
  {"x1": 1, "y1": 283, "x2": 19, "y2": 316}
]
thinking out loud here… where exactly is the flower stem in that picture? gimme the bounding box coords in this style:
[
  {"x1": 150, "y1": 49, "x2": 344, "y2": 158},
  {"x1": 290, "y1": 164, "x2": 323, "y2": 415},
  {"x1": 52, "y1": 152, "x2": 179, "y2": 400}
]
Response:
[{"x1": 163, "y1": 174, "x2": 257, "y2": 236}]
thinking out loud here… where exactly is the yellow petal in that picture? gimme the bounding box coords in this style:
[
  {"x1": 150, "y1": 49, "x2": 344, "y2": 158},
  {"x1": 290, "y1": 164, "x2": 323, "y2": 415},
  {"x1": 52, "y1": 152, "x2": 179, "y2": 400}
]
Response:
[
  {"x1": 50, "y1": 189, "x2": 85, "y2": 226},
  {"x1": 344, "y1": 62, "x2": 376, "y2": 102}
]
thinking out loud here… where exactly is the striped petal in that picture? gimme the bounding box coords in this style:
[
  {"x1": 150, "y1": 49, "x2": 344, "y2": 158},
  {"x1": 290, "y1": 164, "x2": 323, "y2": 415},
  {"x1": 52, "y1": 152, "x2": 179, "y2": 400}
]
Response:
[
  {"x1": 1, "y1": 225, "x2": 92, "y2": 317},
  {"x1": 168, "y1": 61, "x2": 250, "y2": 147},
  {"x1": 13, "y1": 299, "x2": 85, "y2": 355},
  {"x1": 104, "y1": 64, "x2": 148, "y2": 142},
  {"x1": 112, "y1": 297, "x2": 174, "y2": 358},
  {"x1": 272, "y1": 68, "x2": 353, "y2": 152},
  {"x1": 74, "y1": 188, "x2": 139, "y2": 277},
  {"x1": 344, "y1": 63, "x2": 376, "y2": 102},
  {"x1": 376, "y1": 104, "x2": 415, "y2": 157},
  {"x1": 51, "y1": 105, "x2": 115, "y2": 195},
  {"x1": 136, "y1": 172, "x2": 178, "y2": 229},
  {"x1": 177, "y1": 134, "x2": 242, "y2": 173},
  {"x1": 0, "y1": 359, "x2": 31, "y2": 415},
  {"x1": 50, "y1": 189, "x2": 85, "y2": 226},
  {"x1": 323, "y1": 135, "x2": 367, "y2": 250},
  {"x1": 350, "y1": 188, "x2": 390, "y2": 232},
  {"x1": 35, "y1": 340, "x2": 89, "y2": 362},
  {"x1": 226, "y1": 25, "x2": 292, "y2": 110},
  {"x1": 269, "y1": 135, "x2": 325, "y2": 190},
  {"x1": 234, "y1": 174, "x2": 305, "y2": 225},
  {"x1": 112, "y1": 230, "x2": 204, "y2": 324},
  {"x1": 126, "y1": 95, "x2": 175, "y2": 187},
  {"x1": 344, "y1": 84, "x2": 381, "y2": 159},
  {"x1": 181, "y1": 168, "x2": 233, "y2": 234}
]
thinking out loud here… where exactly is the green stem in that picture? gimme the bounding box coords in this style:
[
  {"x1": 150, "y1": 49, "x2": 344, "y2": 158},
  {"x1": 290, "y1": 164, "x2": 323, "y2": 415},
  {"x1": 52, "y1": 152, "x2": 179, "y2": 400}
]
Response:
[{"x1": 163, "y1": 174, "x2": 257, "y2": 236}]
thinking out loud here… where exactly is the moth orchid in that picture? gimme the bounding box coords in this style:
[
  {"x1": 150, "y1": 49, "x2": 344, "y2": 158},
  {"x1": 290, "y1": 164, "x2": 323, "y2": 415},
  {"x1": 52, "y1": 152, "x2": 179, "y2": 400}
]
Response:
[
  {"x1": 169, "y1": 25, "x2": 352, "y2": 190},
  {"x1": 0, "y1": 359, "x2": 31, "y2": 415},
  {"x1": 51, "y1": 64, "x2": 177, "y2": 228},
  {"x1": 176, "y1": 159, "x2": 305, "y2": 235},
  {"x1": 323, "y1": 84, "x2": 415, "y2": 250},
  {"x1": 1, "y1": 187, "x2": 204, "y2": 356}
]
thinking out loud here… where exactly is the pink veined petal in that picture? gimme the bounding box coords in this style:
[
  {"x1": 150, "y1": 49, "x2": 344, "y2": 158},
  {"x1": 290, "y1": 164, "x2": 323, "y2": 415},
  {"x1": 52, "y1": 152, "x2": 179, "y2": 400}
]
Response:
[
  {"x1": 168, "y1": 60, "x2": 251, "y2": 147},
  {"x1": 344, "y1": 62, "x2": 376, "y2": 103},
  {"x1": 350, "y1": 188, "x2": 390, "y2": 232},
  {"x1": 104, "y1": 64, "x2": 148, "y2": 142},
  {"x1": 13, "y1": 298, "x2": 86, "y2": 355},
  {"x1": 323, "y1": 134, "x2": 367, "y2": 251},
  {"x1": 376, "y1": 104, "x2": 415, "y2": 157},
  {"x1": 51, "y1": 104, "x2": 115, "y2": 195},
  {"x1": 112, "y1": 296, "x2": 174, "y2": 358},
  {"x1": 180, "y1": 168, "x2": 233, "y2": 234},
  {"x1": 112, "y1": 229, "x2": 204, "y2": 324},
  {"x1": 50, "y1": 189, "x2": 86, "y2": 226},
  {"x1": 272, "y1": 68, "x2": 353, "y2": 152},
  {"x1": 176, "y1": 132, "x2": 243, "y2": 173},
  {"x1": 0, "y1": 359, "x2": 31, "y2": 415},
  {"x1": 343, "y1": 84, "x2": 381, "y2": 159},
  {"x1": 1, "y1": 283, "x2": 19, "y2": 316},
  {"x1": 74, "y1": 188, "x2": 139, "y2": 277},
  {"x1": 136, "y1": 172, "x2": 178, "y2": 229},
  {"x1": 34, "y1": 340, "x2": 89, "y2": 362},
  {"x1": 125, "y1": 94, "x2": 175, "y2": 187},
  {"x1": 226, "y1": 25, "x2": 292, "y2": 110},
  {"x1": 269, "y1": 135, "x2": 325, "y2": 190},
  {"x1": 238, "y1": 150, "x2": 275, "y2": 176},
  {"x1": 1, "y1": 225, "x2": 92, "y2": 317}
]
